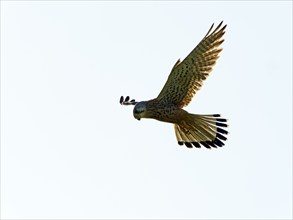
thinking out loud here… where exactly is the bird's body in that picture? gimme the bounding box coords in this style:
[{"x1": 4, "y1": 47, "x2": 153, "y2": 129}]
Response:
[
  {"x1": 133, "y1": 99, "x2": 182, "y2": 124},
  {"x1": 120, "y1": 21, "x2": 228, "y2": 148}
]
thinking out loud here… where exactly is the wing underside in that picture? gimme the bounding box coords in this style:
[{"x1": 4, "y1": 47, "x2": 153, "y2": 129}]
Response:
[{"x1": 157, "y1": 21, "x2": 226, "y2": 108}]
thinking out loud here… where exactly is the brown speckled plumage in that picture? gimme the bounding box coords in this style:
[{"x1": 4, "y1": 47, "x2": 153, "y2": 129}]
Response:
[
  {"x1": 120, "y1": 22, "x2": 228, "y2": 149},
  {"x1": 157, "y1": 21, "x2": 226, "y2": 108}
]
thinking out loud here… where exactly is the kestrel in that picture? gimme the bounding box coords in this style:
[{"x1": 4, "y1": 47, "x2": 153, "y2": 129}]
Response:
[{"x1": 120, "y1": 21, "x2": 228, "y2": 148}]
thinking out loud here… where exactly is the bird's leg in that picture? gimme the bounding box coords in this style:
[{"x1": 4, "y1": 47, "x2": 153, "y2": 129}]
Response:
[{"x1": 120, "y1": 96, "x2": 138, "y2": 105}]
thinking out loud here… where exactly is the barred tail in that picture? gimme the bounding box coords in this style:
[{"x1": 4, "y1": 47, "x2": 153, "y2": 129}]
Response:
[{"x1": 174, "y1": 114, "x2": 228, "y2": 149}]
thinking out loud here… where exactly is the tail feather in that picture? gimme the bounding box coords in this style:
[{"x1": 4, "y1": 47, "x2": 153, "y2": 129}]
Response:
[{"x1": 174, "y1": 114, "x2": 228, "y2": 149}]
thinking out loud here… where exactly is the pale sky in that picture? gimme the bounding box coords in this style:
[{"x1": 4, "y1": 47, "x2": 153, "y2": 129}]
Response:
[{"x1": 1, "y1": 1, "x2": 292, "y2": 219}]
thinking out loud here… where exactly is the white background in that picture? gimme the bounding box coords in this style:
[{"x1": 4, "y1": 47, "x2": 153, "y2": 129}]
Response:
[{"x1": 1, "y1": 1, "x2": 292, "y2": 219}]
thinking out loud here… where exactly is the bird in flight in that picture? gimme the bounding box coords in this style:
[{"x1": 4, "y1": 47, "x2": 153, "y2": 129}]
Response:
[{"x1": 120, "y1": 21, "x2": 228, "y2": 149}]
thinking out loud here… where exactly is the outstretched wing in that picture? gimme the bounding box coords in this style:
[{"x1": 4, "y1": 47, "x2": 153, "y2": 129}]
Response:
[{"x1": 157, "y1": 21, "x2": 226, "y2": 108}]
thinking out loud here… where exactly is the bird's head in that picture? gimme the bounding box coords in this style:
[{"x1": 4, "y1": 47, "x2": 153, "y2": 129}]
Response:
[{"x1": 133, "y1": 101, "x2": 147, "y2": 120}]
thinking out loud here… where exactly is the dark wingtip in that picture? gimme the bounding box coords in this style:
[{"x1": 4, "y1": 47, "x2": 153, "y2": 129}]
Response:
[
  {"x1": 120, "y1": 95, "x2": 138, "y2": 106},
  {"x1": 205, "y1": 141, "x2": 217, "y2": 148},
  {"x1": 184, "y1": 142, "x2": 193, "y2": 148},
  {"x1": 200, "y1": 141, "x2": 212, "y2": 149},
  {"x1": 216, "y1": 118, "x2": 227, "y2": 122},
  {"x1": 192, "y1": 142, "x2": 201, "y2": 148},
  {"x1": 180, "y1": 139, "x2": 226, "y2": 149},
  {"x1": 216, "y1": 122, "x2": 228, "y2": 127},
  {"x1": 213, "y1": 138, "x2": 225, "y2": 147},
  {"x1": 217, "y1": 127, "x2": 228, "y2": 135},
  {"x1": 216, "y1": 133, "x2": 227, "y2": 141}
]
